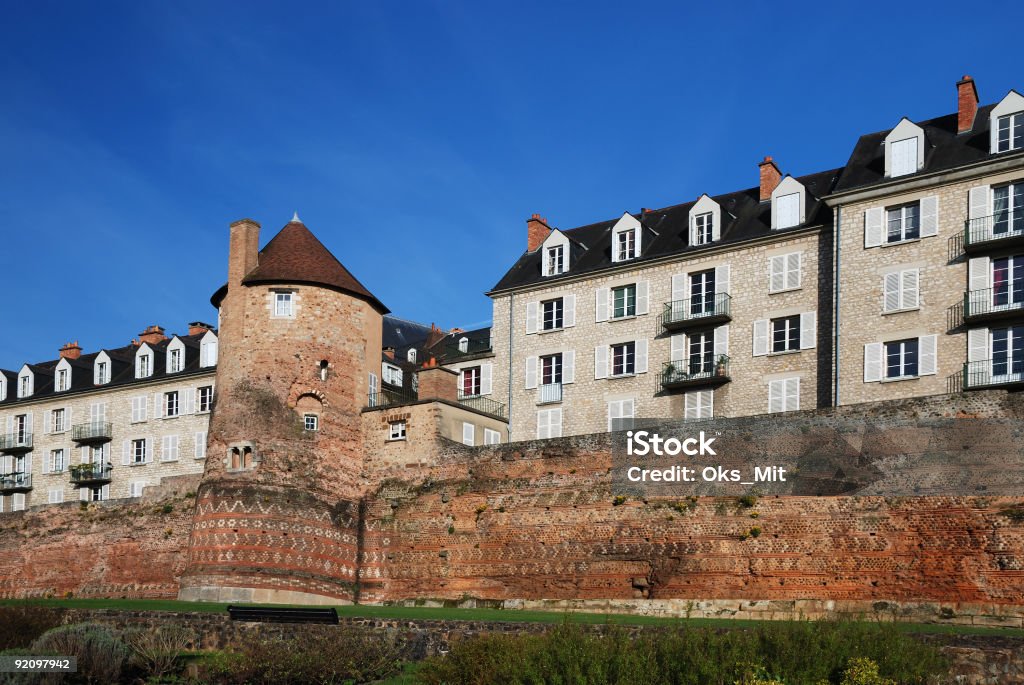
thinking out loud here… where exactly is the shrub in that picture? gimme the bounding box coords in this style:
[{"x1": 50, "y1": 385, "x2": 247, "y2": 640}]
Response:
[
  {"x1": 0, "y1": 606, "x2": 63, "y2": 650},
  {"x1": 124, "y1": 625, "x2": 193, "y2": 680},
  {"x1": 738, "y1": 495, "x2": 758, "y2": 508},
  {"x1": 211, "y1": 625, "x2": 404, "y2": 685},
  {"x1": 31, "y1": 623, "x2": 130, "y2": 684}
]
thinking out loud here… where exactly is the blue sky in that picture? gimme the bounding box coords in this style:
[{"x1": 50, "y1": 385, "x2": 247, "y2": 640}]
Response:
[{"x1": 0, "y1": 1, "x2": 1020, "y2": 369}]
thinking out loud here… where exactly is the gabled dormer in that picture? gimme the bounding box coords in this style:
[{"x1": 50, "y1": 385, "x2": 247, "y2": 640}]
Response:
[
  {"x1": 771, "y1": 176, "x2": 807, "y2": 230},
  {"x1": 610, "y1": 212, "x2": 642, "y2": 263},
  {"x1": 54, "y1": 357, "x2": 72, "y2": 392},
  {"x1": 94, "y1": 351, "x2": 111, "y2": 385},
  {"x1": 0, "y1": 371, "x2": 9, "y2": 401},
  {"x1": 540, "y1": 229, "x2": 571, "y2": 277},
  {"x1": 135, "y1": 343, "x2": 154, "y2": 379},
  {"x1": 17, "y1": 364, "x2": 34, "y2": 398},
  {"x1": 166, "y1": 336, "x2": 186, "y2": 374},
  {"x1": 884, "y1": 118, "x2": 925, "y2": 178},
  {"x1": 199, "y1": 330, "x2": 219, "y2": 368},
  {"x1": 990, "y1": 90, "x2": 1024, "y2": 154},
  {"x1": 689, "y1": 194, "x2": 721, "y2": 246}
]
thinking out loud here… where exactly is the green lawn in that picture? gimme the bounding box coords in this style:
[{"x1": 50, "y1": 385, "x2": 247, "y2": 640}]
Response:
[{"x1": 2, "y1": 597, "x2": 1021, "y2": 638}]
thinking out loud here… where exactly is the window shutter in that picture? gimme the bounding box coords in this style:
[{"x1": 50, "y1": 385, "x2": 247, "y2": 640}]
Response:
[
  {"x1": 785, "y1": 377, "x2": 800, "y2": 411},
  {"x1": 636, "y1": 281, "x2": 649, "y2": 315},
  {"x1": 670, "y1": 334, "x2": 687, "y2": 363},
  {"x1": 102, "y1": 485, "x2": 109, "y2": 500},
  {"x1": 42, "y1": 452, "x2": 50, "y2": 475},
  {"x1": 769, "y1": 256, "x2": 784, "y2": 292},
  {"x1": 152, "y1": 394, "x2": 162, "y2": 419},
  {"x1": 595, "y1": 288, "x2": 609, "y2": 322},
  {"x1": 919, "y1": 196, "x2": 939, "y2": 237},
  {"x1": 800, "y1": 312, "x2": 816, "y2": 349},
  {"x1": 864, "y1": 343, "x2": 883, "y2": 382},
  {"x1": 919, "y1": 334, "x2": 937, "y2": 376},
  {"x1": 562, "y1": 351, "x2": 575, "y2": 384},
  {"x1": 714, "y1": 325, "x2": 729, "y2": 358},
  {"x1": 479, "y1": 363, "x2": 492, "y2": 395},
  {"x1": 864, "y1": 207, "x2": 884, "y2": 248},
  {"x1": 715, "y1": 265, "x2": 731, "y2": 295},
  {"x1": 122, "y1": 440, "x2": 130, "y2": 466},
  {"x1": 671, "y1": 273, "x2": 687, "y2": 303},
  {"x1": 80, "y1": 488, "x2": 90, "y2": 502},
  {"x1": 752, "y1": 319, "x2": 769, "y2": 357},
  {"x1": 594, "y1": 345, "x2": 608, "y2": 379},
  {"x1": 967, "y1": 328, "x2": 988, "y2": 363},
  {"x1": 688, "y1": 216, "x2": 697, "y2": 246},
  {"x1": 711, "y1": 209, "x2": 721, "y2": 242},
  {"x1": 902, "y1": 269, "x2": 920, "y2": 309},
  {"x1": 564, "y1": 295, "x2": 576, "y2": 328},
  {"x1": 43, "y1": 410, "x2": 51, "y2": 435},
  {"x1": 462, "y1": 423, "x2": 475, "y2": 446},
  {"x1": 526, "y1": 301, "x2": 538, "y2": 334},
  {"x1": 145, "y1": 438, "x2": 152, "y2": 464},
  {"x1": 25, "y1": 453, "x2": 32, "y2": 474},
  {"x1": 25, "y1": 413, "x2": 32, "y2": 433},
  {"x1": 551, "y1": 408, "x2": 562, "y2": 438},
  {"x1": 525, "y1": 356, "x2": 538, "y2": 389},
  {"x1": 787, "y1": 253, "x2": 802, "y2": 290},
  {"x1": 968, "y1": 185, "x2": 991, "y2": 221},
  {"x1": 768, "y1": 380, "x2": 783, "y2": 413},
  {"x1": 161, "y1": 435, "x2": 170, "y2": 461},
  {"x1": 883, "y1": 272, "x2": 901, "y2": 312},
  {"x1": 635, "y1": 339, "x2": 648, "y2": 374},
  {"x1": 184, "y1": 388, "x2": 196, "y2": 414},
  {"x1": 968, "y1": 257, "x2": 991, "y2": 292}
]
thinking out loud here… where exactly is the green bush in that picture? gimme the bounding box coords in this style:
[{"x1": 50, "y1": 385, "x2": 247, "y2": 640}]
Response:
[
  {"x1": 0, "y1": 606, "x2": 63, "y2": 650},
  {"x1": 202, "y1": 626, "x2": 404, "y2": 685},
  {"x1": 31, "y1": 623, "x2": 130, "y2": 684},
  {"x1": 415, "y1": 621, "x2": 946, "y2": 685},
  {"x1": 123, "y1": 625, "x2": 193, "y2": 680}
]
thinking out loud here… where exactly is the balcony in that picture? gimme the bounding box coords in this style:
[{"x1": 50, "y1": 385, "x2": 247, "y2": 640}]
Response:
[
  {"x1": 0, "y1": 473, "x2": 32, "y2": 494},
  {"x1": 72, "y1": 422, "x2": 113, "y2": 444},
  {"x1": 0, "y1": 434, "x2": 33, "y2": 454},
  {"x1": 963, "y1": 289, "x2": 1024, "y2": 325},
  {"x1": 662, "y1": 293, "x2": 731, "y2": 331},
  {"x1": 69, "y1": 463, "x2": 113, "y2": 487},
  {"x1": 366, "y1": 388, "x2": 418, "y2": 410},
  {"x1": 661, "y1": 356, "x2": 732, "y2": 390},
  {"x1": 963, "y1": 359, "x2": 1024, "y2": 391},
  {"x1": 536, "y1": 383, "x2": 562, "y2": 405},
  {"x1": 457, "y1": 391, "x2": 508, "y2": 420},
  {"x1": 963, "y1": 214, "x2": 1024, "y2": 254}
]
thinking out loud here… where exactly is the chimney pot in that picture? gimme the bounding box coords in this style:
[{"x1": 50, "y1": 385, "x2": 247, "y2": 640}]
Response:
[
  {"x1": 59, "y1": 341, "x2": 83, "y2": 360},
  {"x1": 957, "y1": 75, "x2": 979, "y2": 134},
  {"x1": 137, "y1": 325, "x2": 168, "y2": 345},
  {"x1": 188, "y1": 321, "x2": 215, "y2": 336},
  {"x1": 758, "y1": 156, "x2": 783, "y2": 202},
  {"x1": 526, "y1": 214, "x2": 551, "y2": 253}
]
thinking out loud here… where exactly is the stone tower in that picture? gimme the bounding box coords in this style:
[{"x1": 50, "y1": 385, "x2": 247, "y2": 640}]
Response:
[{"x1": 178, "y1": 215, "x2": 387, "y2": 604}]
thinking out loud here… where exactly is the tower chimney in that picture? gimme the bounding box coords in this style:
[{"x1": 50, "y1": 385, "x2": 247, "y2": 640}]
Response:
[
  {"x1": 957, "y1": 75, "x2": 979, "y2": 134},
  {"x1": 759, "y1": 156, "x2": 782, "y2": 202},
  {"x1": 59, "y1": 341, "x2": 82, "y2": 360},
  {"x1": 526, "y1": 214, "x2": 551, "y2": 253},
  {"x1": 228, "y1": 218, "x2": 261, "y2": 287}
]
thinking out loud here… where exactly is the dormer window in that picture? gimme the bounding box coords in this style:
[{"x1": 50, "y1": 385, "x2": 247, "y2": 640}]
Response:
[
  {"x1": 199, "y1": 332, "x2": 218, "y2": 367},
  {"x1": 890, "y1": 138, "x2": 918, "y2": 176},
  {"x1": 135, "y1": 345, "x2": 153, "y2": 379},
  {"x1": 997, "y1": 112, "x2": 1024, "y2": 153},
  {"x1": 689, "y1": 195, "x2": 721, "y2": 246},
  {"x1": 94, "y1": 352, "x2": 111, "y2": 385},
  {"x1": 884, "y1": 118, "x2": 925, "y2": 178},
  {"x1": 615, "y1": 229, "x2": 636, "y2": 261},
  {"x1": 546, "y1": 245, "x2": 564, "y2": 275},
  {"x1": 693, "y1": 213, "x2": 713, "y2": 245},
  {"x1": 0, "y1": 375, "x2": 6, "y2": 401},
  {"x1": 770, "y1": 176, "x2": 807, "y2": 230},
  {"x1": 18, "y1": 371, "x2": 32, "y2": 398},
  {"x1": 776, "y1": 194, "x2": 800, "y2": 228},
  {"x1": 458, "y1": 336, "x2": 469, "y2": 353},
  {"x1": 407, "y1": 348, "x2": 417, "y2": 364},
  {"x1": 56, "y1": 368, "x2": 69, "y2": 392}
]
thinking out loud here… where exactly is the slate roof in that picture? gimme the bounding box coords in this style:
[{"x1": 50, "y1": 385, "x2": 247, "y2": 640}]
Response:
[
  {"x1": 490, "y1": 167, "x2": 841, "y2": 293},
  {"x1": 212, "y1": 220, "x2": 389, "y2": 314},
  {"x1": 0, "y1": 331, "x2": 216, "y2": 407},
  {"x1": 832, "y1": 102, "x2": 1019, "y2": 193}
]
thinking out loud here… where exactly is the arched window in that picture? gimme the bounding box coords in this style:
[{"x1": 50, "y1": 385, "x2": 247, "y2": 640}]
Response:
[
  {"x1": 407, "y1": 348, "x2": 417, "y2": 363},
  {"x1": 458, "y1": 337, "x2": 469, "y2": 353},
  {"x1": 319, "y1": 360, "x2": 329, "y2": 381}
]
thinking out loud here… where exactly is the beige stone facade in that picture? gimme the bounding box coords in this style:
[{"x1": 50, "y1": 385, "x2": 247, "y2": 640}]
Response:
[
  {"x1": 489, "y1": 228, "x2": 829, "y2": 440},
  {"x1": 0, "y1": 370, "x2": 214, "y2": 511}
]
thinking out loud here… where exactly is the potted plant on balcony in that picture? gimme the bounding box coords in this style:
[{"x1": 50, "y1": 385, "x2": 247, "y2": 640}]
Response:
[
  {"x1": 715, "y1": 356, "x2": 728, "y2": 377},
  {"x1": 663, "y1": 363, "x2": 676, "y2": 383}
]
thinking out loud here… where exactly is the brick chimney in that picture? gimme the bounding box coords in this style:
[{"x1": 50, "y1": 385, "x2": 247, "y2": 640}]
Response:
[
  {"x1": 759, "y1": 156, "x2": 782, "y2": 201},
  {"x1": 957, "y1": 75, "x2": 979, "y2": 134},
  {"x1": 59, "y1": 341, "x2": 82, "y2": 360},
  {"x1": 228, "y1": 218, "x2": 261, "y2": 287},
  {"x1": 527, "y1": 214, "x2": 551, "y2": 253},
  {"x1": 188, "y1": 321, "x2": 215, "y2": 336},
  {"x1": 138, "y1": 325, "x2": 168, "y2": 345},
  {"x1": 417, "y1": 363, "x2": 458, "y2": 402},
  {"x1": 383, "y1": 347, "x2": 395, "y2": 360}
]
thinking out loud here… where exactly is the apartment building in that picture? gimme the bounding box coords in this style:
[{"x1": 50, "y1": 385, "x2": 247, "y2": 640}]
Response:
[
  {"x1": 0, "y1": 324, "x2": 219, "y2": 511},
  {"x1": 829, "y1": 76, "x2": 1024, "y2": 404},
  {"x1": 487, "y1": 162, "x2": 839, "y2": 439}
]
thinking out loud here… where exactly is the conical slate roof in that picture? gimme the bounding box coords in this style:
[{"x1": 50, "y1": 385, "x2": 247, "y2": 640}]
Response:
[{"x1": 211, "y1": 219, "x2": 388, "y2": 313}]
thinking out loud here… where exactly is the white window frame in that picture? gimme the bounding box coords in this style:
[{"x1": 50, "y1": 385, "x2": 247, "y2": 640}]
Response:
[
  {"x1": 168, "y1": 346, "x2": 183, "y2": 373},
  {"x1": 194, "y1": 432, "x2": 207, "y2": 459},
  {"x1": 692, "y1": 212, "x2": 713, "y2": 245},
  {"x1": 882, "y1": 269, "x2": 921, "y2": 313},
  {"x1": 775, "y1": 193, "x2": 800, "y2": 229},
  {"x1": 51, "y1": 408, "x2": 66, "y2": 433},
  {"x1": 273, "y1": 290, "x2": 295, "y2": 318},
  {"x1": 541, "y1": 298, "x2": 564, "y2": 331},
  {"x1": 136, "y1": 348, "x2": 153, "y2": 379},
  {"x1": 56, "y1": 367, "x2": 69, "y2": 392},
  {"x1": 768, "y1": 377, "x2": 800, "y2": 414},
  {"x1": 462, "y1": 422, "x2": 476, "y2": 446},
  {"x1": 607, "y1": 398, "x2": 635, "y2": 432},
  {"x1": 199, "y1": 332, "x2": 218, "y2": 367},
  {"x1": 483, "y1": 428, "x2": 501, "y2": 445},
  {"x1": 131, "y1": 438, "x2": 147, "y2": 465},
  {"x1": 684, "y1": 390, "x2": 713, "y2": 420},
  {"x1": 50, "y1": 448, "x2": 66, "y2": 473},
  {"x1": 615, "y1": 227, "x2": 637, "y2": 261},
  {"x1": 304, "y1": 413, "x2": 319, "y2": 431},
  {"x1": 161, "y1": 434, "x2": 179, "y2": 462},
  {"x1": 388, "y1": 420, "x2": 407, "y2": 441},
  {"x1": 164, "y1": 391, "x2": 180, "y2": 418},
  {"x1": 768, "y1": 252, "x2": 802, "y2": 293},
  {"x1": 546, "y1": 244, "x2": 565, "y2": 275},
  {"x1": 197, "y1": 386, "x2": 213, "y2": 413},
  {"x1": 536, "y1": 408, "x2": 563, "y2": 439}
]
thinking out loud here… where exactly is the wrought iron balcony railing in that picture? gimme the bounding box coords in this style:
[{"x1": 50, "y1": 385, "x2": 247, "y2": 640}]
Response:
[
  {"x1": 537, "y1": 383, "x2": 563, "y2": 404},
  {"x1": 366, "y1": 388, "x2": 418, "y2": 410},
  {"x1": 0, "y1": 473, "x2": 32, "y2": 493},
  {"x1": 0, "y1": 433, "x2": 33, "y2": 453},
  {"x1": 661, "y1": 356, "x2": 731, "y2": 389},
  {"x1": 457, "y1": 390, "x2": 508, "y2": 419},
  {"x1": 663, "y1": 293, "x2": 732, "y2": 329},
  {"x1": 72, "y1": 422, "x2": 113, "y2": 443},
  {"x1": 963, "y1": 359, "x2": 1024, "y2": 390},
  {"x1": 69, "y1": 463, "x2": 113, "y2": 486},
  {"x1": 964, "y1": 214, "x2": 1024, "y2": 250}
]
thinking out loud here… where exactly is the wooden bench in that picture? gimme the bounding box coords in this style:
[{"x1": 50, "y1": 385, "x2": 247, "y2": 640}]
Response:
[{"x1": 226, "y1": 605, "x2": 339, "y2": 624}]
